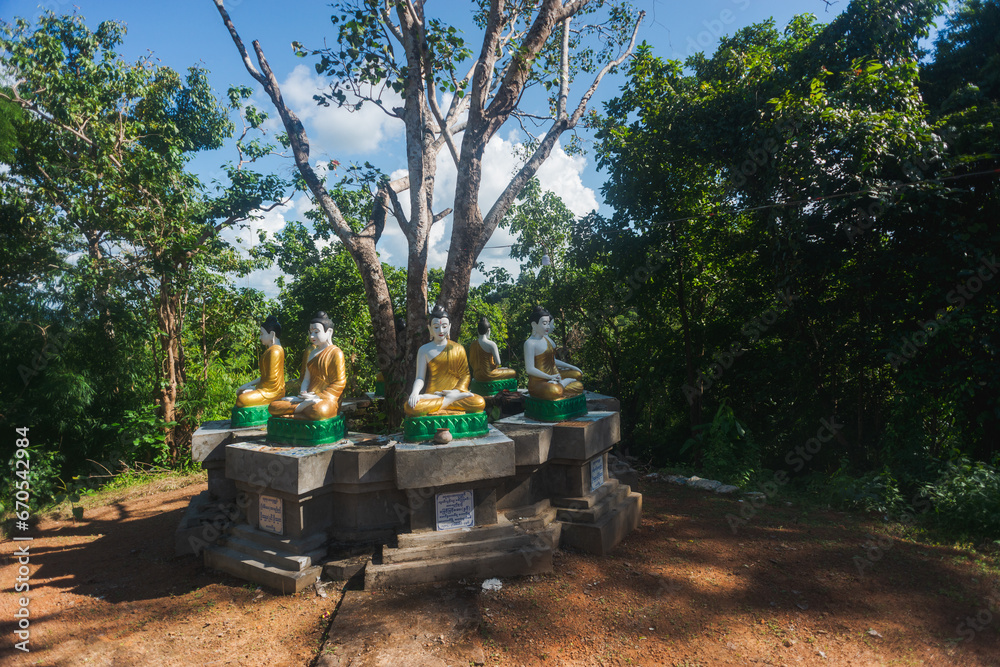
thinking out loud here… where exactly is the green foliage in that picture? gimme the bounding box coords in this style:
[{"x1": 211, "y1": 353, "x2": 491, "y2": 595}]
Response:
[
  {"x1": 680, "y1": 400, "x2": 761, "y2": 485},
  {"x1": 821, "y1": 460, "x2": 906, "y2": 515},
  {"x1": 921, "y1": 458, "x2": 1000, "y2": 541}
]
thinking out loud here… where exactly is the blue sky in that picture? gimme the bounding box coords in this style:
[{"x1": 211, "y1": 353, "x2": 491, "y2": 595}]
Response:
[{"x1": 0, "y1": 0, "x2": 896, "y2": 295}]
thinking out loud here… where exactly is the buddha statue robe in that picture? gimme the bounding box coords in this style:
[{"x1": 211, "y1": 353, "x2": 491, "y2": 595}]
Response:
[
  {"x1": 235, "y1": 345, "x2": 285, "y2": 407},
  {"x1": 268, "y1": 344, "x2": 346, "y2": 420},
  {"x1": 468, "y1": 340, "x2": 517, "y2": 382},
  {"x1": 528, "y1": 338, "x2": 584, "y2": 401},
  {"x1": 404, "y1": 340, "x2": 486, "y2": 417}
]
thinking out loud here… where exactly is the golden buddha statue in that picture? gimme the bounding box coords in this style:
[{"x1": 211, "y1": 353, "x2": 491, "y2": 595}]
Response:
[
  {"x1": 405, "y1": 306, "x2": 486, "y2": 417},
  {"x1": 235, "y1": 315, "x2": 286, "y2": 408},
  {"x1": 468, "y1": 315, "x2": 517, "y2": 382},
  {"x1": 268, "y1": 312, "x2": 346, "y2": 421},
  {"x1": 524, "y1": 306, "x2": 584, "y2": 400}
]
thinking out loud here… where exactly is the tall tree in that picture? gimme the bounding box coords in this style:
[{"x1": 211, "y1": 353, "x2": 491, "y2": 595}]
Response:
[
  {"x1": 213, "y1": 0, "x2": 643, "y2": 417},
  {"x1": 1, "y1": 14, "x2": 287, "y2": 458}
]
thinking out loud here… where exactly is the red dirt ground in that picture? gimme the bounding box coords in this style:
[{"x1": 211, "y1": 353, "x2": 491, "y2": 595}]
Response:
[{"x1": 2, "y1": 472, "x2": 999, "y2": 666}]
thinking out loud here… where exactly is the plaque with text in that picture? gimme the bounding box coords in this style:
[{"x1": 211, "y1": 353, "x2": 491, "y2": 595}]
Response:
[
  {"x1": 258, "y1": 495, "x2": 284, "y2": 535},
  {"x1": 435, "y1": 490, "x2": 475, "y2": 531},
  {"x1": 590, "y1": 457, "x2": 605, "y2": 492}
]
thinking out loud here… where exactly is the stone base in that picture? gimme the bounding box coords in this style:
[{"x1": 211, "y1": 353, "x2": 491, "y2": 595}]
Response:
[
  {"x1": 524, "y1": 393, "x2": 587, "y2": 422},
  {"x1": 267, "y1": 414, "x2": 346, "y2": 446},
  {"x1": 365, "y1": 510, "x2": 560, "y2": 589},
  {"x1": 554, "y1": 480, "x2": 642, "y2": 555},
  {"x1": 402, "y1": 411, "x2": 488, "y2": 443},
  {"x1": 191, "y1": 419, "x2": 268, "y2": 463},
  {"x1": 231, "y1": 404, "x2": 270, "y2": 428},
  {"x1": 203, "y1": 524, "x2": 326, "y2": 594},
  {"x1": 470, "y1": 377, "x2": 518, "y2": 396},
  {"x1": 174, "y1": 489, "x2": 242, "y2": 556}
]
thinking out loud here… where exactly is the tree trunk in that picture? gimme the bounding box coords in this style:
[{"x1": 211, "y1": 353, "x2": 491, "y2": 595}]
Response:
[{"x1": 155, "y1": 277, "x2": 187, "y2": 463}]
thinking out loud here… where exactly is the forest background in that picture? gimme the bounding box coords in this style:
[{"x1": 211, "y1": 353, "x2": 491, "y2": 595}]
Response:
[{"x1": 2, "y1": 0, "x2": 999, "y2": 545}]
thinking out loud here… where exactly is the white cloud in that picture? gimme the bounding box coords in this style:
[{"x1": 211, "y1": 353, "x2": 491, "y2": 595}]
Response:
[{"x1": 275, "y1": 65, "x2": 404, "y2": 158}]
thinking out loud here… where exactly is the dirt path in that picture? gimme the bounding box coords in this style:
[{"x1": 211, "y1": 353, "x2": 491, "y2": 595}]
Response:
[{"x1": 2, "y1": 473, "x2": 999, "y2": 666}]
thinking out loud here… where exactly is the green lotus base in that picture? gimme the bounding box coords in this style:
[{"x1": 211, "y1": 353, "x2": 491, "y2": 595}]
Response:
[
  {"x1": 231, "y1": 404, "x2": 270, "y2": 428},
  {"x1": 267, "y1": 414, "x2": 346, "y2": 446},
  {"x1": 525, "y1": 393, "x2": 588, "y2": 422},
  {"x1": 403, "y1": 411, "x2": 489, "y2": 443},
  {"x1": 470, "y1": 377, "x2": 518, "y2": 396}
]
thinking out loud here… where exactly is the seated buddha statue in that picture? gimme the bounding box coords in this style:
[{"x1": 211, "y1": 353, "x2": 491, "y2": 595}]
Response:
[
  {"x1": 468, "y1": 315, "x2": 517, "y2": 383},
  {"x1": 524, "y1": 306, "x2": 584, "y2": 401},
  {"x1": 405, "y1": 305, "x2": 486, "y2": 417},
  {"x1": 268, "y1": 311, "x2": 346, "y2": 420},
  {"x1": 235, "y1": 315, "x2": 286, "y2": 408}
]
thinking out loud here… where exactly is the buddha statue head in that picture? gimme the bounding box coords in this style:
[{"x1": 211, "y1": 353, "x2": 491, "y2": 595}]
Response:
[
  {"x1": 260, "y1": 314, "x2": 282, "y2": 347},
  {"x1": 427, "y1": 305, "x2": 451, "y2": 344},
  {"x1": 309, "y1": 311, "x2": 334, "y2": 347},
  {"x1": 477, "y1": 314, "x2": 491, "y2": 337},
  {"x1": 529, "y1": 306, "x2": 553, "y2": 337}
]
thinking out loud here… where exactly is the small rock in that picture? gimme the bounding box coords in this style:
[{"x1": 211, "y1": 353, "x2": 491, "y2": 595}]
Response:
[
  {"x1": 690, "y1": 478, "x2": 723, "y2": 491},
  {"x1": 481, "y1": 578, "x2": 502, "y2": 592},
  {"x1": 716, "y1": 484, "x2": 740, "y2": 494},
  {"x1": 867, "y1": 628, "x2": 883, "y2": 638},
  {"x1": 783, "y1": 638, "x2": 796, "y2": 647},
  {"x1": 817, "y1": 649, "x2": 827, "y2": 658}
]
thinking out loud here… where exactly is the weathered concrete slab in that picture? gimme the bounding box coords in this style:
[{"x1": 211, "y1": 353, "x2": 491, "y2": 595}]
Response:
[
  {"x1": 225, "y1": 432, "x2": 383, "y2": 495},
  {"x1": 492, "y1": 416, "x2": 552, "y2": 467},
  {"x1": 550, "y1": 411, "x2": 620, "y2": 461},
  {"x1": 558, "y1": 490, "x2": 642, "y2": 555},
  {"x1": 316, "y1": 584, "x2": 484, "y2": 667},
  {"x1": 394, "y1": 427, "x2": 515, "y2": 490},
  {"x1": 585, "y1": 390, "x2": 621, "y2": 412},
  {"x1": 192, "y1": 419, "x2": 266, "y2": 463}
]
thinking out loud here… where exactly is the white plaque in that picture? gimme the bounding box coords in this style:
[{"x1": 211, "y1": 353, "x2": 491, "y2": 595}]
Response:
[
  {"x1": 258, "y1": 495, "x2": 284, "y2": 535},
  {"x1": 590, "y1": 457, "x2": 605, "y2": 492},
  {"x1": 435, "y1": 490, "x2": 475, "y2": 531}
]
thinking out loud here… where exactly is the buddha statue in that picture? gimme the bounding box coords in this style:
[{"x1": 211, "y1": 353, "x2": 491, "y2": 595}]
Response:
[
  {"x1": 268, "y1": 311, "x2": 346, "y2": 420},
  {"x1": 235, "y1": 315, "x2": 286, "y2": 408},
  {"x1": 405, "y1": 305, "x2": 486, "y2": 417},
  {"x1": 524, "y1": 305, "x2": 584, "y2": 400},
  {"x1": 468, "y1": 315, "x2": 517, "y2": 383}
]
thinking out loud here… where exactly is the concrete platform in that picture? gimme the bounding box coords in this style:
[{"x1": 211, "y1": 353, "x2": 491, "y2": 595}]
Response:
[{"x1": 393, "y1": 426, "x2": 515, "y2": 489}]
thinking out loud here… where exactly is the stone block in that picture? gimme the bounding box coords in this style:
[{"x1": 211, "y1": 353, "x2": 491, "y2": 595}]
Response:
[
  {"x1": 204, "y1": 544, "x2": 321, "y2": 594},
  {"x1": 404, "y1": 484, "x2": 498, "y2": 531},
  {"x1": 585, "y1": 391, "x2": 621, "y2": 413},
  {"x1": 192, "y1": 419, "x2": 266, "y2": 463},
  {"x1": 549, "y1": 412, "x2": 620, "y2": 462},
  {"x1": 558, "y1": 490, "x2": 641, "y2": 555},
  {"x1": 547, "y1": 453, "x2": 609, "y2": 498},
  {"x1": 492, "y1": 416, "x2": 552, "y2": 467},
  {"x1": 323, "y1": 554, "x2": 369, "y2": 581},
  {"x1": 394, "y1": 427, "x2": 514, "y2": 490}
]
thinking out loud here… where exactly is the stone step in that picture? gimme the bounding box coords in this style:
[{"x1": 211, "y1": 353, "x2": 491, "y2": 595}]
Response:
[
  {"x1": 229, "y1": 523, "x2": 327, "y2": 555},
  {"x1": 550, "y1": 479, "x2": 621, "y2": 510},
  {"x1": 203, "y1": 544, "x2": 322, "y2": 595},
  {"x1": 365, "y1": 525, "x2": 560, "y2": 589},
  {"x1": 382, "y1": 530, "x2": 548, "y2": 565},
  {"x1": 559, "y1": 491, "x2": 642, "y2": 556},
  {"x1": 506, "y1": 505, "x2": 558, "y2": 532},
  {"x1": 220, "y1": 535, "x2": 325, "y2": 572},
  {"x1": 555, "y1": 484, "x2": 630, "y2": 525},
  {"x1": 395, "y1": 518, "x2": 516, "y2": 549}
]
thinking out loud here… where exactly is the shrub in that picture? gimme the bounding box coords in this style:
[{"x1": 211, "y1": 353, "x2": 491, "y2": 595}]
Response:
[{"x1": 921, "y1": 458, "x2": 1000, "y2": 542}]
